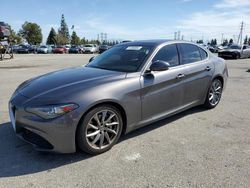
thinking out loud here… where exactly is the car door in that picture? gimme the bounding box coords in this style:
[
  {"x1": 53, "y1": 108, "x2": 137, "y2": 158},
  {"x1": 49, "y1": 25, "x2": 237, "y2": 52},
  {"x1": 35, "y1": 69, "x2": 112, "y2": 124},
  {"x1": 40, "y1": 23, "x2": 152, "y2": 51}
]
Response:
[
  {"x1": 177, "y1": 43, "x2": 214, "y2": 106},
  {"x1": 241, "y1": 46, "x2": 250, "y2": 58},
  {"x1": 140, "y1": 44, "x2": 185, "y2": 122}
]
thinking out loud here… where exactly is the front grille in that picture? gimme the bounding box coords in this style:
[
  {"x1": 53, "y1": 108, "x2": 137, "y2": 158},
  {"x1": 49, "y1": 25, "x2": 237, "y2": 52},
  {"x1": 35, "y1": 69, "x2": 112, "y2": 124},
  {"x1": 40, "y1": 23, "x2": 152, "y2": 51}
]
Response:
[{"x1": 21, "y1": 128, "x2": 53, "y2": 149}]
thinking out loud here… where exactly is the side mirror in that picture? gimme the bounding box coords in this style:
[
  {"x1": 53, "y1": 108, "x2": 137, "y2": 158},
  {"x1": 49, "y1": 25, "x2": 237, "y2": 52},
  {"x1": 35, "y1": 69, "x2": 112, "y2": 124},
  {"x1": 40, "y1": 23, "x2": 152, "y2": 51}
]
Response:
[
  {"x1": 89, "y1": 56, "x2": 95, "y2": 62},
  {"x1": 149, "y1": 60, "x2": 170, "y2": 72}
]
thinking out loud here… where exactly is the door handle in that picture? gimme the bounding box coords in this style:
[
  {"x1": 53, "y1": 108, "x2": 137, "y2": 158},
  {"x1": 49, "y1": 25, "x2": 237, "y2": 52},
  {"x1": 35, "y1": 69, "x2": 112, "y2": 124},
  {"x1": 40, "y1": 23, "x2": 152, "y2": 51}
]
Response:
[
  {"x1": 176, "y1": 74, "x2": 185, "y2": 79},
  {"x1": 205, "y1": 66, "x2": 211, "y2": 71}
]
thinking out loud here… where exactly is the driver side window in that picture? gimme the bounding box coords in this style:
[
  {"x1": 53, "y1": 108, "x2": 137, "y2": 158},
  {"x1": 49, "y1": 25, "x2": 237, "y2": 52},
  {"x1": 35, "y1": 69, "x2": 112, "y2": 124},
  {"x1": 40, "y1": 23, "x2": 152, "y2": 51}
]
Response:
[{"x1": 152, "y1": 44, "x2": 179, "y2": 67}]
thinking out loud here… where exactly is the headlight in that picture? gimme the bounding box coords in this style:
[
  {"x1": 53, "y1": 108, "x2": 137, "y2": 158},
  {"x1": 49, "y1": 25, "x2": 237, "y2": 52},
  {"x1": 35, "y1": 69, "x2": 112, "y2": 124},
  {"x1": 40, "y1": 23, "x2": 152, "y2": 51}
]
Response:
[{"x1": 26, "y1": 103, "x2": 79, "y2": 119}]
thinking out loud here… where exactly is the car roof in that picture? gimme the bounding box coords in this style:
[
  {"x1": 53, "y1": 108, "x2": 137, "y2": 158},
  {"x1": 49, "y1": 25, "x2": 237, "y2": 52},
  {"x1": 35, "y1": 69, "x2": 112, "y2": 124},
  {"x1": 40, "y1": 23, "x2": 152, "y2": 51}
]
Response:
[{"x1": 116, "y1": 39, "x2": 183, "y2": 48}]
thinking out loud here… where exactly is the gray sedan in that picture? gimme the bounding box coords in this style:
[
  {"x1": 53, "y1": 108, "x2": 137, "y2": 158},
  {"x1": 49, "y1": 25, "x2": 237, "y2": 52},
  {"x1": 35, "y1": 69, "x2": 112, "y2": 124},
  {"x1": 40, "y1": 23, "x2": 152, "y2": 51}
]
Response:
[{"x1": 9, "y1": 40, "x2": 228, "y2": 154}]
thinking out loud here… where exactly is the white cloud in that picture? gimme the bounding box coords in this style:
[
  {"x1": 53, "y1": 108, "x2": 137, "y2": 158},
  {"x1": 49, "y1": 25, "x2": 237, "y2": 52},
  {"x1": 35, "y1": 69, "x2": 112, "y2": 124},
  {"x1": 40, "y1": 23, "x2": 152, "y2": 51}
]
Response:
[
  {"x1": 177, "y1": 1, "x2": 250, "y2": 42},
  {"x1": 215, "y1": 0, "x2": 250, "y2": 8}
]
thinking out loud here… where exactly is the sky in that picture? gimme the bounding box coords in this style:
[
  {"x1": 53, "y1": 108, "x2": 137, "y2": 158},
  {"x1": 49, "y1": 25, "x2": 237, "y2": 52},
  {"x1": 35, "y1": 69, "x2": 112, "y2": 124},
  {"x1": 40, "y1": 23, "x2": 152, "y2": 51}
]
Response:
[{"x1": 1, "y1": 0, "x2": 250, "y2": 43}]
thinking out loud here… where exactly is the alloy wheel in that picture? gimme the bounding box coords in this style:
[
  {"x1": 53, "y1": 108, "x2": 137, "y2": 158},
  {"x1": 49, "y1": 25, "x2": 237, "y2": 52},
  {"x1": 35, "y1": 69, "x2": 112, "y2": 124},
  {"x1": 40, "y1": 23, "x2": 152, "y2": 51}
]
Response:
[
  {"x1": 208, "y1": 80, "x2": 222, "y2": 106},
  {"x1": 85, "y1": 110, "x2": 120, "y2": 150}
]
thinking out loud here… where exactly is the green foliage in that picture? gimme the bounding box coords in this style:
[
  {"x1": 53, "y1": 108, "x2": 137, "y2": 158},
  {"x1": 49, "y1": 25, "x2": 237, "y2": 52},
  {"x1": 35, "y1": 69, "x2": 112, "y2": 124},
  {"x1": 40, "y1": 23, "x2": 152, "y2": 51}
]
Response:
[
  {"x1": 58, "y1": 14, "x2": 70, "y2": 44},
  {"x1": 229, "y1": 39, "x2": 233, "y2": 44},
  {"x1": 196, "y1": 40, "x2": 203, "y2": 44},
  {"x1": 80, "y1": 37, "x2": 86, "y2": 44},
  {"x1": 222, "y1": 39, "x2": 229, "y2": 46},
  {"x1": 71, "y1": 31, "x2": 80, "y2": 45},
  {"x1": 9, "y1": 27, "x2": 22, "y2": 44},
  {"x1": 210, "y1": 39, "x2": 217, "y2": 46},
  {"x1": 18, "y1": 22, "x2": 42, "y2": 45},
  {"x1": 46, "y1": 27, "x2": 57, "y2": 45},
  {"x1": 55, "y1": 33, "x2": 68, "y2": 45}
]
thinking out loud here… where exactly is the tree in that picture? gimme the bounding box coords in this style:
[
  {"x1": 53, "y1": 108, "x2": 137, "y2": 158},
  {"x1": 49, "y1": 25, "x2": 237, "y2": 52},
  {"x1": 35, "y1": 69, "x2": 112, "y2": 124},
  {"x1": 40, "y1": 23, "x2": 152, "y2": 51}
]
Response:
[
  {"x1": 80, "y1": 37, "x2": 86, "y2": 44},
  {"x1": 229, "y1": 39, "x2": 233, "y2": 45},
  {"x1": 248, "y1": 38, "x2": 250, "y2": 45},
  {"x1": 18, "y1": 22, "x2": 42, "y2": 45},
  {"x1": 196, "y1": 40, "x2": 203, "y2": 44},
  {"x1": 46, "y1": 27, "x2": 57, "y2": 45},
  {"x1": 244, "y1": 35, "x2": 248, "y2": 44},
  {"x1": 222, "y1": 39, "x2": 229, "y2": 46},
  {"x1": 71, "y1": 31, "x2": 80, "y2": 45},
  {"x1": 214, "y1": 39, "x2": 217, "y2": 45},
  {"x1": 58, "y1": 14, "x2": 70, "y2": 44},
  {"x1": 9, "y1": 27, "x2": 22, "y2": 44}
]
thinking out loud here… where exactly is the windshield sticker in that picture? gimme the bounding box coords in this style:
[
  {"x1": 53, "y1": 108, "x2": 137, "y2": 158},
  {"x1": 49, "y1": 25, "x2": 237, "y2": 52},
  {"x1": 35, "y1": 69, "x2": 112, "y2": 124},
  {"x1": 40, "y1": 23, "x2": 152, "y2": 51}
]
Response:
[{"x1": 126, "y1": 46, "x2": 143, "y2": 50}]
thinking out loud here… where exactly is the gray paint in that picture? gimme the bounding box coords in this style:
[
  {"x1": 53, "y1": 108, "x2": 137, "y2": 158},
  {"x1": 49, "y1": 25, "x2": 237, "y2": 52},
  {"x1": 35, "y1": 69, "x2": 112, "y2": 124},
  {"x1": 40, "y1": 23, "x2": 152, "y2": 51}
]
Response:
[{"x1": 9, "y1": 40, "x2": 228, "y2": 153}]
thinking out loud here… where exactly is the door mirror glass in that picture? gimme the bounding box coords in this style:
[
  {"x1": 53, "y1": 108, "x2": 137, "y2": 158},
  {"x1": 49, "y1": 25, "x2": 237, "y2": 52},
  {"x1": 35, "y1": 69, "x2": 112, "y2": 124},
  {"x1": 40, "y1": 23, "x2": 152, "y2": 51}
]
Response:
[{"x1": 149, "y1": 60, "x2": 170, "y2": 71}]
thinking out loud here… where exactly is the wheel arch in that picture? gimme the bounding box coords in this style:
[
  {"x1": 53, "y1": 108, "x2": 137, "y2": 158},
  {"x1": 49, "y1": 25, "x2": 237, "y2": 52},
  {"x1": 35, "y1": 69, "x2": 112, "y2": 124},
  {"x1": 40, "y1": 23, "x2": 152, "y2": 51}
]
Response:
[
  {"x1": 75, "y1": 101, "x2": 128, "y2": 149},
  {"x1": 213, "y1": 75, "x2": 224, "y2": 88}
]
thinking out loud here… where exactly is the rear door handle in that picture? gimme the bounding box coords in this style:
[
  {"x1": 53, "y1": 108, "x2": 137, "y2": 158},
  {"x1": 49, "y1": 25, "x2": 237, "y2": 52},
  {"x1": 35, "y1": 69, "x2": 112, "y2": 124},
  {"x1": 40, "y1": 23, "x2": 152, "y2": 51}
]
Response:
[
  {"x1": 176, "y1": 74, "x2": 185, "y2": 79},
  {"x1": 205, "y1": 66, "x2": 211, "y2": 71}
]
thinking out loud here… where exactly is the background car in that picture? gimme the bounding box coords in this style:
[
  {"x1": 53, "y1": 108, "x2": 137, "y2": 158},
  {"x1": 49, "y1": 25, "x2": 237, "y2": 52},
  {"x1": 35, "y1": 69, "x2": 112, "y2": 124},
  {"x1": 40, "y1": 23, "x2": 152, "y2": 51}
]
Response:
[
  {"x1": 68, "y1": 45, "x2": 82, "y2": 54},
  {"x1": 83, "y1": 44, "x2": 99, "y2": 53},
  {"x1": 64, "y1": 45, "x2": 71, "y2": 52},
  {"x1": 37, "y1": 45, "x2": 52, "y2": 54},
  {"x1": 17, "y1": 45, "x2": 36, "y2": 54},
  {"x1": 99, "y1": 45, "x2": 109, "y2": 53},
  {"x1": 53, "y1": 46, "x2": 67, "y2": 54},
  {"x1": 218, "y1": 44, "x2": 250, "y2": 59},
  {"x1": 12, "y1": 45, "x2": 20, "y2": 53}
]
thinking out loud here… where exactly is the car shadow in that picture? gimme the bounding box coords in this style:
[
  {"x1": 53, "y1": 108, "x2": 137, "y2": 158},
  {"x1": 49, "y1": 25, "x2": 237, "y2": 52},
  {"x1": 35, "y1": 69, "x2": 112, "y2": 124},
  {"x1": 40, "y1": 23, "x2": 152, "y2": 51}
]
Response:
[{"x1": 0, "y1": 106, "x2": 205, "y2": 178}]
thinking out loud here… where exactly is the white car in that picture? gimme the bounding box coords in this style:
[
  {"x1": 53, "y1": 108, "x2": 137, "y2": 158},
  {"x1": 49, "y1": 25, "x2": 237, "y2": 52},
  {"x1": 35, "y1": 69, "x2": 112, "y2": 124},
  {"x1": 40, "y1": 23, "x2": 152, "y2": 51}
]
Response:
[{"x1": 83, "y1": 44, "x2": 98, "y2": 53}]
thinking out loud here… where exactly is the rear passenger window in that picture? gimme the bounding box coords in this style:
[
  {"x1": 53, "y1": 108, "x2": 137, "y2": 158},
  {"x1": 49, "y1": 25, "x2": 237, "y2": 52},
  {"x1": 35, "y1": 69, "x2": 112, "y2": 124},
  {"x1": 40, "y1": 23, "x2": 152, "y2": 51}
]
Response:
[
  {"x1": 178, "y1": 44, "x2": 202, "y2": 64},
  {"x1": 199, "y1": 48, "x2": 208, "y2": 60},
  {"x1": 153, "y1": 44, "x2": 179, "y2": 67}
]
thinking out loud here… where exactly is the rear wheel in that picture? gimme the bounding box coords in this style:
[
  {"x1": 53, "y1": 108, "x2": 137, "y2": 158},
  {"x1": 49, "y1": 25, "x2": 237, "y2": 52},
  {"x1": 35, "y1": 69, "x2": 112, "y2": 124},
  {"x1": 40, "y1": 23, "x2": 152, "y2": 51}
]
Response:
[
  {"x1": 235, "y1": 53, "x2": 240, "y2": 59},
  {"x1": 77, "y1": 105, "x2": 123, "y2": 155},
  {"x1": 204, "y1": 79, "x2": 223, "y2": 109}
]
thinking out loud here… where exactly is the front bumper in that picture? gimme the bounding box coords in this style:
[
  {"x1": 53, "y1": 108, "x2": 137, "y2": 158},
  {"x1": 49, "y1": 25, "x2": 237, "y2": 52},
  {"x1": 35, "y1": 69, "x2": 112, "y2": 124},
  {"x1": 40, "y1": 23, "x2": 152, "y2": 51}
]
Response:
[{"x1": 9, "y1": 94, "x2": 78, "y2": 153}]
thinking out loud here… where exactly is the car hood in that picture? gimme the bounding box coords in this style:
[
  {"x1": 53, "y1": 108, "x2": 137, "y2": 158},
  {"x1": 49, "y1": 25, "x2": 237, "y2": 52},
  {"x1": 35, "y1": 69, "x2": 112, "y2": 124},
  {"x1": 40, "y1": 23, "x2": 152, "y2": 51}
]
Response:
[
  {"x1": 220, "y1": 49, "x2": 241, "y2": 53},
  {"x1": 17, "y1": 66, "x2": 126, "y2": 99},
  {"x1": 84, "y1": 47, "x2": 94, "y2": 49}
]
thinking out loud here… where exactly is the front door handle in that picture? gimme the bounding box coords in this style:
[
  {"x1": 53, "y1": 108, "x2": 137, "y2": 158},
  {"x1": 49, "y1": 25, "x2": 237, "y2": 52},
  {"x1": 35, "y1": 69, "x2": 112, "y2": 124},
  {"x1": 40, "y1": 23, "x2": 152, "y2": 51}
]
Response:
[
  {"x1": 205, "y1": 66, "x2": 211, "y2": 71},
  {"x1": 176, "y1": 74, "x2": 185, "y2": 79}
]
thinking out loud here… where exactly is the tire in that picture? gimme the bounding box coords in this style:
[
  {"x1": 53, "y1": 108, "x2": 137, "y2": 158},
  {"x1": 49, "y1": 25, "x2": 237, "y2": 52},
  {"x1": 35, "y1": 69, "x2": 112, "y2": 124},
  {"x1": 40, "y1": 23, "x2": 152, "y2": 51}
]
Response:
[
  {"x1": 77, "y1": 105, "x2": 123, "y2": 155},
  {"x1": 203, "y1": 79, "x2": 223, "y2": 109},
  {"x1": 235, "y1": 53, "x2": 240, "y2": 59}
]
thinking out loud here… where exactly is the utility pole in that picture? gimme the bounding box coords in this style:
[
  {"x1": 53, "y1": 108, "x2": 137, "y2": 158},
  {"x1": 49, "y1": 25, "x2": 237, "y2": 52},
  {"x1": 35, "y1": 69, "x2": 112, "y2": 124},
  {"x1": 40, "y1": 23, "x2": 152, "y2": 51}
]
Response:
[
  {"x1": 221, "y1": 33, "x2": 224, "y2": 44},
  {"x1": 177, "y1": 31, "x2": 181, "y2": 40},
  {"x1": 237, "y1": 21, "x2": 244, "y2": 45},
  {"x1": 174, "y1": 32, "x2": 177, "y2": 40}
]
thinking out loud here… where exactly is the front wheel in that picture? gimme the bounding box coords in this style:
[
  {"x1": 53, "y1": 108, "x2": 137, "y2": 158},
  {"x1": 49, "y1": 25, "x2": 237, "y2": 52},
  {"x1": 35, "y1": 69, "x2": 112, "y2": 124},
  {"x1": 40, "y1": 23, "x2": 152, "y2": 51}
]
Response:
[
  {"x1": 77, "y1": 105, "x2": 123, "y2": 155},
  {"x1": 203, "y1": 79, "x2": 223, "y2": 109}
]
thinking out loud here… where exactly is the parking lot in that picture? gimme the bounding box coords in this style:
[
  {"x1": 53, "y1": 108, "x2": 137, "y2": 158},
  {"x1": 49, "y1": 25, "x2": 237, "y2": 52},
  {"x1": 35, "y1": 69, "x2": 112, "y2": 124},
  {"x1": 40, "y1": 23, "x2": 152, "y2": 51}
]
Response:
[{"x1": 0, "y1": 54, "x2": 250, "y2": 188}]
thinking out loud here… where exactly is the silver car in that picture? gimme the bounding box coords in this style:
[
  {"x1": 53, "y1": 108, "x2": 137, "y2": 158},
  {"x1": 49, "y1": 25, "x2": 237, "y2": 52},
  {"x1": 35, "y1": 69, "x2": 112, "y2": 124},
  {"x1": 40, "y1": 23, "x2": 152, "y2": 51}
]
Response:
[
  {"x1": 218, "y1": 44, "x2": 250, "y2": 59},
  {"x1": 83, "y1": 44, "x2": 99, "y2": 53},
  {"x1": 9, "y1": 40, "x2": 228, "y2": 154},
  {"x1": 37, "y1": 45, "x2": 52, "y2": 54}
]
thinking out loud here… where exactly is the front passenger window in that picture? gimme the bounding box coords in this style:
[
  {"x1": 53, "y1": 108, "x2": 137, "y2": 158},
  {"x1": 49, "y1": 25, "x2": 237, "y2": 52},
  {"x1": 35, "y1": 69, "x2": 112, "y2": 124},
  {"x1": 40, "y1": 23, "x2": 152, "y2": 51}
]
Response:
[{"x1": 152, "y1": 44, "x2": 179, "y2": 67}]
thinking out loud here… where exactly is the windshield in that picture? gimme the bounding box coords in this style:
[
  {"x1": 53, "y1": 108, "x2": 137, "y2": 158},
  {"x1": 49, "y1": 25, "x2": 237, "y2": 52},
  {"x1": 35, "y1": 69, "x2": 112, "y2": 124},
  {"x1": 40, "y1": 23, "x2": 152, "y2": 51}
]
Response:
[
  {"x1": 40, "y1": 46, "x2": 47, "y2": 48},
  {"x1": 228, "y1": 45, "x2": 241, "y2": 49},
  {"x1": 87, "y1": 45, "x2": 153, "y2": 72},
  {"x1": 85, "y1": 45, "x2": 93, "y2": 47}
]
